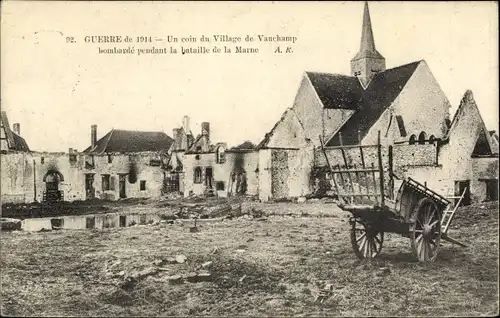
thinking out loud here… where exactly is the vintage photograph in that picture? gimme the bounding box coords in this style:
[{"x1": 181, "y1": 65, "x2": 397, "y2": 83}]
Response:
[{"x1": 1, "y1": 1, "x2": 498, "y2": 316}]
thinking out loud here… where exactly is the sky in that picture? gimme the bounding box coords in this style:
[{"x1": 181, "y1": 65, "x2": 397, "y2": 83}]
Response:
[{"x1": 1, "y1": 1, "x2": 498, "y2": 152}]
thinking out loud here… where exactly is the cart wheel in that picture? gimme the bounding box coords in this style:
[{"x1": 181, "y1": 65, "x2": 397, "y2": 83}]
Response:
[
  {"x1": 350, "y1": 218, "x2": 384, "y2": 260},
  {"x1": 410, "y1": 197, "x2": 442, "y2": 262}
]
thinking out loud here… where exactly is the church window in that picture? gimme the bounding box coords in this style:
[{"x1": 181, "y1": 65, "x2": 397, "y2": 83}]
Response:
[
  {"x1": 428, "y1": 135, "x2": 436, "y2": 145},
  {"x1": 409, "y1": 135, "x2": 417, "y2": 145},
  {"x1": 418, "y1": 132, "x2": 427, "y2": 145}
]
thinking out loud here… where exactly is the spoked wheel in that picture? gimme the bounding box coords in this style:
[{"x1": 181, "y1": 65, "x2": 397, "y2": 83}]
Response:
[
  {"x1": 350, "y1": 218, "x2": 384, "y2": 259},
  {"x1": 410, "y1": 198, "x2": 442, "y2": 262}
]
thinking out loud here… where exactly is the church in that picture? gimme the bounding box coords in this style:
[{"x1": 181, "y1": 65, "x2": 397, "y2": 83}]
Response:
[{"x1": 257, "y1": 2, "x2": 498, "y2": 203}]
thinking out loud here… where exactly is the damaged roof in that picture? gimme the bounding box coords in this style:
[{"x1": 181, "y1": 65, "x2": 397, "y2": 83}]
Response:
[
  {"x1": 231, "y1": 140, "x2": 256, "y2": 150},
  {"x1": 326, "y1": 61, "x2": 421, "y2": 145},
  {"x1": 0, "y1": 111, "x2": 30, "y2": 152},
  {"x1": 443, "y1": 90, "x2": 495, "y2": 155},
  {"x1": 84, "y1": 129, "x2": 173, "y2": 154}
]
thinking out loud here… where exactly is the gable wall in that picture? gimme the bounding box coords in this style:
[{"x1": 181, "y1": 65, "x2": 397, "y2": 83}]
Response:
[
  {"x1": 391, "y1": 62, "x2": 451, "y2": 142},
  {"x1": 266, "y1": 109, "x2": 308, "y2": 149},
  {"x1": 292, "y1": 75, "x2": 324, "y2": 147},
  {"x1": 398, "y1": 93, "x2": 498, "y2": 203}
]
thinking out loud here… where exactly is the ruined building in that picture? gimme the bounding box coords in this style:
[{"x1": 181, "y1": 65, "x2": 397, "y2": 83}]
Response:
[
  {"x1": 1, "y1": 116, "x2": 173, "y2": 203},
  {"x1": 1, "y1": 111, "x2": 29, "y2": 152},
  {"x1": 1, "y1": 3, "x2": 497, "y2": 205},
  {"x1": 258, "y1": 1, "x2": 498, "y2": 203},
  {"x1": 165, "y1": 116, "x2": 259, "y2": 198},
  {"x1": 82, "y1": 125, "x2": 173, "y2": 200}
]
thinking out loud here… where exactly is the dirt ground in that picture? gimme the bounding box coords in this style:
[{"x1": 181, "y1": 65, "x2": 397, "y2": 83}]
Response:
[{"x1": 1, "y1": 200, "x2": 498, "y2": 317}]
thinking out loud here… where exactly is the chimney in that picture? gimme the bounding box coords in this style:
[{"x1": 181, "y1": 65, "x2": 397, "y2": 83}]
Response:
[
  {"x1": 201, "y1": 122, "x2": 210, "y2": 137},
  {"x1": 13, "y1": 123, "x2": 20, "y2": 135},
  {"x1": 91, "y1": 125, "x2": 97, "y2": 149},
  {"x1": 182, "y1": 116, "x2": 190, "y2": 134}
]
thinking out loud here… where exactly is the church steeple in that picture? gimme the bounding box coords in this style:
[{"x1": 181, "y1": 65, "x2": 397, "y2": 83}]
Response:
[{"x1": 351, "y1": 1, "x2": 386, "y2": 88}]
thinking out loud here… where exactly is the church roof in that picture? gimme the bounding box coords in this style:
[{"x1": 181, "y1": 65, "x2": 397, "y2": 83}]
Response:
[
  {"x1": 306, "y1": 73, "x2": 363, "y2": 110},
  {"x1": 326, "y1": 60, "x2": 421, "y2": 145},
  {"x1": 84, "y1": 129, "x2": 173, "y2": 154}
]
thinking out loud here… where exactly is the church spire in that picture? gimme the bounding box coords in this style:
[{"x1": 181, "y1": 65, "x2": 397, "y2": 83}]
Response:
[
  {"x1": 351, "y1": 1, "x2": 386, "y2": 88},
  {"x1": 360, "y1": 1, "x2": 376, "y2": 54}
]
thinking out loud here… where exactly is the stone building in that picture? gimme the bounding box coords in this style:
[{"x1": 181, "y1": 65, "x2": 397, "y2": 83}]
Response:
[
  {"x1": 174, "y1": 118, "x2": 259, "y2": 198},
  {"x1": 1, "y1": 118, "x2": 174, "y2": 204},
  {"x1": 82, "y1": 125, "x2": 173, "y2": 201},
  {"x1": 259, "y1": 1, "x2": 498, "y2": 204}
]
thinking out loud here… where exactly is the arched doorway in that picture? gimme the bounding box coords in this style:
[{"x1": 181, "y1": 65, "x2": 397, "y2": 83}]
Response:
[{"x1": 43, "y1": 170, "x2": 64, "y2": 202}]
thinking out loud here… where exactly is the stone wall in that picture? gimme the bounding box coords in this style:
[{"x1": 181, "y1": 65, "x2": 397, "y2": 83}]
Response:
[
  {"x1": 258, "y1": 149, "x2": 272, "y2": 202},
  {"x1": 84, "y1": 152, "x2": 165, "y2": 200},
  {"x1": 270, "y1": 144, "x2": 314, "y2": 199},
  {"x1": 471, "y1": 157, "x2": 499, "y2": 202},
  {"x1": 183, "y1": 150, "x2": 259, "y2": 197},
  {"x1": 1, "y1": 151, "x2": 165, "y2": 204},
  {"x1": 392, "y1": 143, "x2": 438, "y2": 169}
]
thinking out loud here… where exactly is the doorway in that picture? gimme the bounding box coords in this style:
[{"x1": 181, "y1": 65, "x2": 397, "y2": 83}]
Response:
[
  {"x1": 454, "y1": 180, "x2": 471, "y2": 207},
  {"x1": 205, "y1": 167, "x2": 213, "y2": 189},
  {"x1": 164, "y1": 172, "x2": 180, "y2": 193},
  {"x1": 485, "y1": 179, "x2": 498, "y2": 202},
  {"x1": 43, "y1": 170, "x2": 64, "y2": 202},
  {"x1": 85, "y1": 174, "x2": 95, "y2": 200},
  {"x1": 119, "y1": 174, "x2": 127, "y2": 199}
]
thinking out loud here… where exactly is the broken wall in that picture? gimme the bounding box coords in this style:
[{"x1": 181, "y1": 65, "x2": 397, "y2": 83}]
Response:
[
  {"x1": 183, "y1": 150, "x2": 259, "y2": 197},
  {"x1": 1, "y1": 151, "x2": 165, "y2": 204},
  {"x1": 84, "y1": 152, "x2": 164, "y2": 200},
  {"x1": 1, "y1": 151, "x2": 87, "y2": 203}
]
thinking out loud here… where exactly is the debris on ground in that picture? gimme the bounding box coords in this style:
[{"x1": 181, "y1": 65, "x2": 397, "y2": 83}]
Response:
[
  {"x1": 313, "y1": 283, "x2": 335, "y2": 303},
  {"x1": 0, "y1": 218, "x2": 22, "y2": 231},
  {"x1": 201, "y1": 261, "x2": 213, "y2": 269},
  {"x1": 175, "y1": 255, "x2": 187, "y2": 264}
]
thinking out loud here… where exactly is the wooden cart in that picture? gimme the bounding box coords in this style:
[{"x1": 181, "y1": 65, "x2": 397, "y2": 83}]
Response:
[{"x1": 319, "y1": 132, "x2": 467, "y2": 262}]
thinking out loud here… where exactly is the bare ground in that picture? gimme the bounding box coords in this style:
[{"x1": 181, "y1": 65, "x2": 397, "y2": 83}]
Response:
[{"x1": 1, "y1": 201, "x2": 498, "y2": 317}]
